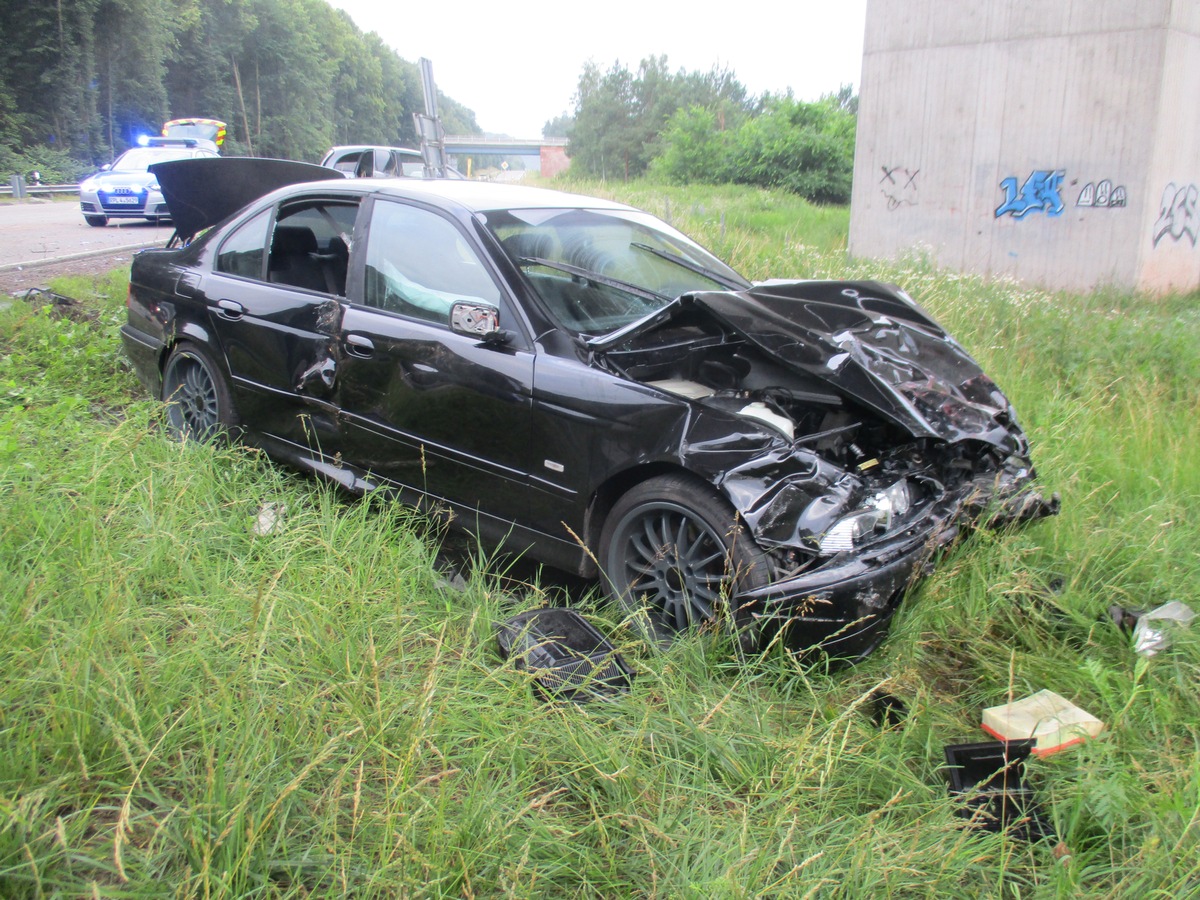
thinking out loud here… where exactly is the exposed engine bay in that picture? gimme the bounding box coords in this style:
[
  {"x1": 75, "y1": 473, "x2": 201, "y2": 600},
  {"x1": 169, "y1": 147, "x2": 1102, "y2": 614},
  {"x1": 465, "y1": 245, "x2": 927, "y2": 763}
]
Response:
[{"x1": 594, "y1": 297, "x2": 1055, "y2": 568}]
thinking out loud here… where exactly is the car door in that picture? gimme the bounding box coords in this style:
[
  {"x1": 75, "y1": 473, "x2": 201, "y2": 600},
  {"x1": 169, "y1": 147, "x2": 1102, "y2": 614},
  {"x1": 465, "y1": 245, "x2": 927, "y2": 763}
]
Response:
[
  {"x1": 202, "y1": 195, "x2": 359, "y2": 451},
  {"x1": 334, "y1": 197, "x2": 536, "y2": 526}
]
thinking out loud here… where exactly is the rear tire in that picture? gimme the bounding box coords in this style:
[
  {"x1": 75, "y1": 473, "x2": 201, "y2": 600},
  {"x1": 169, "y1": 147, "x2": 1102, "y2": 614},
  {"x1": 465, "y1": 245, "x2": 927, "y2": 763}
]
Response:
[
  {"x1": 161, "y1": 343, "x2": 239, "y2": 442},
  {"x1": 85, "y1": 215, "x2": 107, "y2": 227},
  {"x1": 600, "y1": 473, "x2": 772, "y2": 651}
]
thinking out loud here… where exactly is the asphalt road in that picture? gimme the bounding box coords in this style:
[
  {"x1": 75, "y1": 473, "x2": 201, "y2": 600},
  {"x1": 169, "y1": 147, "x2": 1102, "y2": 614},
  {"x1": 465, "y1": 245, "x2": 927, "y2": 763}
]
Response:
[{"x1": 0, "y1": 197, "x2": 172, "y2": 293}]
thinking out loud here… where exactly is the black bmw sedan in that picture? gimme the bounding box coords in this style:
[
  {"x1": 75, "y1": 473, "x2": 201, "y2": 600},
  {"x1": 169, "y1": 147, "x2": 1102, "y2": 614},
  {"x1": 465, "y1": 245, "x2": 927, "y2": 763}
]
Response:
[{"x1": 121, "y1": 160, "x2": 1057, "y2": 658}]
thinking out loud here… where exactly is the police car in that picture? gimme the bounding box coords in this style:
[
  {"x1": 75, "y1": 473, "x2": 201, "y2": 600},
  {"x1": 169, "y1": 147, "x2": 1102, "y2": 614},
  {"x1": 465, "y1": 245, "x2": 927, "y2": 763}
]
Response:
[{"x1": 79, "y1": 135, "x2": 219, "y2": 227}]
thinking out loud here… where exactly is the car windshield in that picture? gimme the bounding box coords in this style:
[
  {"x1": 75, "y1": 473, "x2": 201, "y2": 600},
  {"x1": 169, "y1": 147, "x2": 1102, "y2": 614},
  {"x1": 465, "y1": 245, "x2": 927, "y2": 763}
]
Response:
[
  {"x1": 483, "y1": 207, "x2": 749, "y2": 335},
  {"x1": 111, "y1": 148, "x2": 207, "y2": 172}
]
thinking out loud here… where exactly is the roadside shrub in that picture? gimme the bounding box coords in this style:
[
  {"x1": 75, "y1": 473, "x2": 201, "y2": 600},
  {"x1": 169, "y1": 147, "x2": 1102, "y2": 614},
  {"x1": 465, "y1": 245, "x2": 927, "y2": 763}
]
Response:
[
  {"x1": 649, "y1": 106, "x2": 737, "y2": 185},
  {"x1": 0, "y1": 143, "x2": 95, "y2": 184},
  {"x1": 653, "y1": 95, "x2": 856, "y2": 204}
]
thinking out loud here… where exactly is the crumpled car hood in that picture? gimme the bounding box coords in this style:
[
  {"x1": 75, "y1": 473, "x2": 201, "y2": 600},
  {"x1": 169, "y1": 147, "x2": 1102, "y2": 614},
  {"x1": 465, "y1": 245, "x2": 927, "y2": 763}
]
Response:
[{"x1": 600, "y1": 279, "x2": 1023, "y2": 452}]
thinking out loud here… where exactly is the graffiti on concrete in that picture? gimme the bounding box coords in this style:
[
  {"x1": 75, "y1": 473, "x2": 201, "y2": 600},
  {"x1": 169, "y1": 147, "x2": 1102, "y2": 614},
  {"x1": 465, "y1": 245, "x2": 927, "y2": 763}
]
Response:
[
  {"x1": 1152, "y1": 183, "x2": 1198, "y2": 247},
  {"x1": 1077, "y1": 180, "x2": 1127, "y2": 209},
  {"x1": 879, "y1": 165, "x2": 919, "y2": 211},
  {"x1": 995, "y1": 170, "x2": 1065, "y2": 219}
]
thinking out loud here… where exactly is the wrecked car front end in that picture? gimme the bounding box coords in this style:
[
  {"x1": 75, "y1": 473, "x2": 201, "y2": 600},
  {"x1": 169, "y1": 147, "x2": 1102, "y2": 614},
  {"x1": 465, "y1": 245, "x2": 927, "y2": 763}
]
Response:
[{"x1": 587, "y1": 280, "x2": 1058, "y2": 657}]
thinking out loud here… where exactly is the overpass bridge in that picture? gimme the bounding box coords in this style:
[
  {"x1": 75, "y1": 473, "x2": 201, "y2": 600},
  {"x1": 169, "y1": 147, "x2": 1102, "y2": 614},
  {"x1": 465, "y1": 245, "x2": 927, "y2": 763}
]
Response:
[{"x1": 443, "y1": 135, "x2": 570, "y2": 178}]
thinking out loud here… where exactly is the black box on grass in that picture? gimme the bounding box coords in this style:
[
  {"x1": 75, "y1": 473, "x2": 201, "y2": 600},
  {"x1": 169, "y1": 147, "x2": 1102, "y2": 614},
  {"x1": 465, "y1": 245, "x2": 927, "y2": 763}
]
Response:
[{"x1": 943, "y1": 739, "x2": 1053, "y2": 841}]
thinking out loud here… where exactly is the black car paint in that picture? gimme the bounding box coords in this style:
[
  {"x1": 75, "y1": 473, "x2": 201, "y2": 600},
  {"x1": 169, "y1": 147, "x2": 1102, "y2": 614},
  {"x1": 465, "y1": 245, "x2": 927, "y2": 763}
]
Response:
[{"x1": 122, "y1": 171, "x2": 1056, "y2": 658}]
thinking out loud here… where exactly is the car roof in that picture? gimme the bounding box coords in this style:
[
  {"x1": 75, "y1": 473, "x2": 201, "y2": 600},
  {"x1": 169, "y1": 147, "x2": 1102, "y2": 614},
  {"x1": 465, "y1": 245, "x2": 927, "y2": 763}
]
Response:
[
  {"x1": 336, "y1": 178, "x2": 637, "y2": 216},
  {"x1": 156, "y1": 158, "x2": 640, "y2": 241},
  {"x1": 327, "y1": 144, "x2": 423, "y2": 154},
  {"x1": 323, "y1": 145, "x2": 424, "y2": 162}
]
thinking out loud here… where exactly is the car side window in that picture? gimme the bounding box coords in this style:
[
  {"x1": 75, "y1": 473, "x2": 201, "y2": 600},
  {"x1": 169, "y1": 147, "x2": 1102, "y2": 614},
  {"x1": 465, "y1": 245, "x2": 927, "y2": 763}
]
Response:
[
  {"x1": 362, "y1": 200, "x2": 501, "y2": 326},
  {"x1": 265, "y1": 200, "x2": 358, "y2": 295},
  {"x1": 215, "y1": 209, "x2": 271, "y2": 279},
  {"x1": 331, "y1": 151, "x2": 361, "y2": 174}
]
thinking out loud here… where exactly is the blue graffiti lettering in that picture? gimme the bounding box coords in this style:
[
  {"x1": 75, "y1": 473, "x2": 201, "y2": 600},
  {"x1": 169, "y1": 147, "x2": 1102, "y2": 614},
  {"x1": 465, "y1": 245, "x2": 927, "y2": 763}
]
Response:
[{"x1": 995, "y1": 170, "x2": 1065, "y2": 219}]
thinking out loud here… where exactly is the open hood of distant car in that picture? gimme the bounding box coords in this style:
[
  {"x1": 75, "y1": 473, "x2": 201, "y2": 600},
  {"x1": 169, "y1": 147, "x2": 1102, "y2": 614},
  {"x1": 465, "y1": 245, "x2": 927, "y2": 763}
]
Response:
[
  {"x1": 149, "y1": 157, "x2": 344, "y2": 242},
  {"x1": 594, "y1": 280, "x2": 1023, "y2": 450}
]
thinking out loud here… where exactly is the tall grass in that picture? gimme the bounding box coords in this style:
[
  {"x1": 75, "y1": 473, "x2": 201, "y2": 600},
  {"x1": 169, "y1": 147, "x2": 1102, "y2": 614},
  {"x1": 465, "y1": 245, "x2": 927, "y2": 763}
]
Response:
[{"x1": 1, "y1": 187, "x2": 1197, "y2": 897}]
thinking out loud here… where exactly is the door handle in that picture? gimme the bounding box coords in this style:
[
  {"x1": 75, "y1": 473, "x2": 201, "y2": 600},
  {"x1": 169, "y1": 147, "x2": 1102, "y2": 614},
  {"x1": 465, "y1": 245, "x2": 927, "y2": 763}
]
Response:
[
  {"x1": 215, "y1": 299, "x2": 245, "y2": 320},
  {"x1": 345, "y1": 334, "x2": 374, "y2": 358}
]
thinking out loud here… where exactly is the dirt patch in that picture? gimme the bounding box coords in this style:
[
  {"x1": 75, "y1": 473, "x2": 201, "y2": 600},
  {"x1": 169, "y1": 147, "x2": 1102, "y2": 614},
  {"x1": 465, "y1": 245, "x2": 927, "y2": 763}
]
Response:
[
  {"x1": 21, "y1": 287, "x2": 101, "y2": 324},
  {"x1": 1, "y1": 251, "x2": 135, "y2": 296}
]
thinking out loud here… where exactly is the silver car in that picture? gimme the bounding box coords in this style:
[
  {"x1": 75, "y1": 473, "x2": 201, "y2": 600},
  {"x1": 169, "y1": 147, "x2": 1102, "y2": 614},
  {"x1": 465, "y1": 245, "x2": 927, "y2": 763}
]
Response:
[
  {"x1": 320, "y1": 145, "x2": 425, "y2": 178},
  {"x1": 79, "y1": 139, "x2": 218, "y2": 227},
  {"x1": 320, "y1": 145, "x2": 464, "y2": 179}
]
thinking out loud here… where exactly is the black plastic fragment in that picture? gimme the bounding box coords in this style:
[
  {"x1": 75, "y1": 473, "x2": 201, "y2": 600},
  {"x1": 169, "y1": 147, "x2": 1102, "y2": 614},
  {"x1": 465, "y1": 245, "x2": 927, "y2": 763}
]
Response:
[
  {"x1": 868, "y1": 690, "x2": 908, "y2": 727},
  {"x1": 944, "y1": 739, "x2": 1054, "y2": 841},
  {"x1": 496, "y1": 608, "x2": 634, "y2": 702},
  {"x1": 1108, "y1": 605, "x2": 1145, "y2": 634}
]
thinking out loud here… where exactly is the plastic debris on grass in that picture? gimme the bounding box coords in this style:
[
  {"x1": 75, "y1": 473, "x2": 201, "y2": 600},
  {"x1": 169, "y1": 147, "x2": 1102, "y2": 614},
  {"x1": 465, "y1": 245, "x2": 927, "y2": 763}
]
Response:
[
  {"x1": 1131, "y1": 601, "x2": 1195, "y2": 657},
  {"x1": 496, "y1": 608, "x2": 633, "y2": 703},
  {"x1": 944, "y1": 738, "x2": 1054, "y2": 842},
  {"x1": 251, "y1": 502, "x2": 287, "y2": 535}
]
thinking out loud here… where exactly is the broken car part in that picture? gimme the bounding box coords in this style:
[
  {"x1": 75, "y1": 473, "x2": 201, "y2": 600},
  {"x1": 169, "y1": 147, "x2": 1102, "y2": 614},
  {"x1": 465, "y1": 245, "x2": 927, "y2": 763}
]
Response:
[
  {"x1": 981, "y1": 689, "x2": 1104, "y2": 756},
  {"x1": 868, "y1": 690, "x2": 908, "y2": 727},
  {"x1": 496, "y1": 608, "x2": 634, "y2": 701},
  {"x1": 944, "y1": 739, "x2": 1053, "y2": 841}
]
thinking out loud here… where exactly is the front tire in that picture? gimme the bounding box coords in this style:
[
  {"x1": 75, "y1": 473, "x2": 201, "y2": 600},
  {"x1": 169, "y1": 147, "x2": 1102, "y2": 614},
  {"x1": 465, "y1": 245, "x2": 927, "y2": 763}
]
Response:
[
  {"x1": 161, "y1": 343, "x2": 239, "y2": 441},
  {"x1": 84, "y1": 215, "x2": 107, "y2": 227},
  {"x1": 600, "y1": 473, "x2": 772, "y2": 650}
]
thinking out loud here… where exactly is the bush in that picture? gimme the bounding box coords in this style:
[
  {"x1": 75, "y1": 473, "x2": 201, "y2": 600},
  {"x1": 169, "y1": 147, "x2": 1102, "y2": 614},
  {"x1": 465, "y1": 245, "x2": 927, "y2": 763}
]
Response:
[
  {"x1": 653, "y1": 95, "x2": 856, "y2": 205},
  {"x1": 0, "y1": 143, "x2": 95, "y2": 184},
  {"x1": 649, "y1": 106, "x2": 736, "y2": 185}
]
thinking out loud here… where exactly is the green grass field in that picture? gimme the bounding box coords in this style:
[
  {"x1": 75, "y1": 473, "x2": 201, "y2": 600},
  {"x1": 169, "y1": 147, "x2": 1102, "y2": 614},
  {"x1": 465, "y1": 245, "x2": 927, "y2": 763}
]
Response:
[{"x1": 1, "y1": 184, "x2": 1197, "y2": 898}]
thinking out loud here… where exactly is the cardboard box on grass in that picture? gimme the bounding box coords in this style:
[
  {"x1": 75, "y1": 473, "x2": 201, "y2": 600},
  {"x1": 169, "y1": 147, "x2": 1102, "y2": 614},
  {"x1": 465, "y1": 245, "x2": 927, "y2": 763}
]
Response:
[{"x1": 982, "y1": 689, "x2": 1104, "y2": 756}]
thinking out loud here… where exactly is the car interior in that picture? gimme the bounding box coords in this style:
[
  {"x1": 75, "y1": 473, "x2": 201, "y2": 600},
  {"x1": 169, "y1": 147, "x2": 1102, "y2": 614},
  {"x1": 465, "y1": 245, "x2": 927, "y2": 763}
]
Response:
[{"x1": 265, "y1": 202, "x2": 356, "y2": 296}]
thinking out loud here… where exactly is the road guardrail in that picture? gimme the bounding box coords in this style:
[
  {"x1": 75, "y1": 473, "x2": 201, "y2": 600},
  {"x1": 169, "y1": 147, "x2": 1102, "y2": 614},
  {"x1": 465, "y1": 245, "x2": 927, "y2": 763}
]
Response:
[{"x1": 1, "y1": 183, "x2": 80, "y2": 197}]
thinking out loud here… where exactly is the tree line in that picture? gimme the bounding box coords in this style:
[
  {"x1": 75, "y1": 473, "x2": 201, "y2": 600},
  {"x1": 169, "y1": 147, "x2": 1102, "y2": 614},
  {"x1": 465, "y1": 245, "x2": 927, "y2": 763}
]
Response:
[
  {"x1": 553, "y1": 56, "x2": 857, "y2": 205},
  {"x1": 0, "y1": 0, "x2": 480, "y2": 181}
]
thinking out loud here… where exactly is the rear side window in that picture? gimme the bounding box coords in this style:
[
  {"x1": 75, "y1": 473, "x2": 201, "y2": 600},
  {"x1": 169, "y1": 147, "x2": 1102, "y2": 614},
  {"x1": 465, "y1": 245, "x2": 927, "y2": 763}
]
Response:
[
  {"x1": 215, "y1": 209, "x2": 271, "y2": 278},
  {"x1": 266, "y1": 201, "x2": 358, "y2": 295},
  {"x1": 329, "y1": 151, "x2": 364, "y2": 174},
  {"x1": 215, "y1": 199, "x2": 359, "y2": 296}
]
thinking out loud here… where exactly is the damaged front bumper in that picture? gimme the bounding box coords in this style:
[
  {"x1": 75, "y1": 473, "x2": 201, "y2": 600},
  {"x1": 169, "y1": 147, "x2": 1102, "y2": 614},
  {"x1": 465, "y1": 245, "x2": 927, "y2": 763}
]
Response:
[{"x1": 739, "y1": 481, "x2": 1058, "y2": 660}]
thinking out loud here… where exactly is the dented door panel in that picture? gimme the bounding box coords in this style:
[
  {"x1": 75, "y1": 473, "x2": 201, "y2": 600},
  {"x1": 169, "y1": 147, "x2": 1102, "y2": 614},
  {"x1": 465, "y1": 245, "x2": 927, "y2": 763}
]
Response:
[{"x1": 335, "y1": 304, "x2": 536, "y2": 520}]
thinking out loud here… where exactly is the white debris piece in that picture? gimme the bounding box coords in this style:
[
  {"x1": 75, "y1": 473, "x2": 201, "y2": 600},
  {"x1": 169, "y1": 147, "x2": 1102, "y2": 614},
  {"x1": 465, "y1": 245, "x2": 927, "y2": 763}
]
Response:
[
  {"x1": 251, "y1": 502, "x2": 287, "y2": 536},
  {"x1": 1133, "y1": 601, "x2": 1196, "y2": 657}
]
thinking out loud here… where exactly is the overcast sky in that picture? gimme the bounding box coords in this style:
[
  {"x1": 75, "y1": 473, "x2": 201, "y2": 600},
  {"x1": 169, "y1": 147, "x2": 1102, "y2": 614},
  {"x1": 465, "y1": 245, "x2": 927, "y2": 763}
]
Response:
[{"x1": 327, "y1": 0, "x2": 868, "y2": 138}]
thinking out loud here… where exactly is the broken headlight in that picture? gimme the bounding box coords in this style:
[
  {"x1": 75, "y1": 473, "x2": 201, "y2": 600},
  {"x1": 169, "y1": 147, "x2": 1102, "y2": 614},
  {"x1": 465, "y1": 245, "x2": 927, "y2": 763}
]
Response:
[{"x1": 818, "y1": 479, "x2": 914, "y2": 555}]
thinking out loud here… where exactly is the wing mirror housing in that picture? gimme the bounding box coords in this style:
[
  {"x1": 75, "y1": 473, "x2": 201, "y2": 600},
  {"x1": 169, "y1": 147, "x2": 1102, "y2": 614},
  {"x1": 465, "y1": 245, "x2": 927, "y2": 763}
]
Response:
[{"x1": 450, "y1": 301, "x2": 510, "y2": 344}]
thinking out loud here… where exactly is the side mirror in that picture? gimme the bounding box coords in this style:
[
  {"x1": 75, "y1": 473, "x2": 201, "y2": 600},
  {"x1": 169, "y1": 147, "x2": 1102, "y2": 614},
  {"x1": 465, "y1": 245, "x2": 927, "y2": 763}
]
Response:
[
  {"x1": 100, "y1": 163, "x2": 112, "y2": 172},
  {"x1": 450, "y1": 301, "x2": 506, "y2": 341}
]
